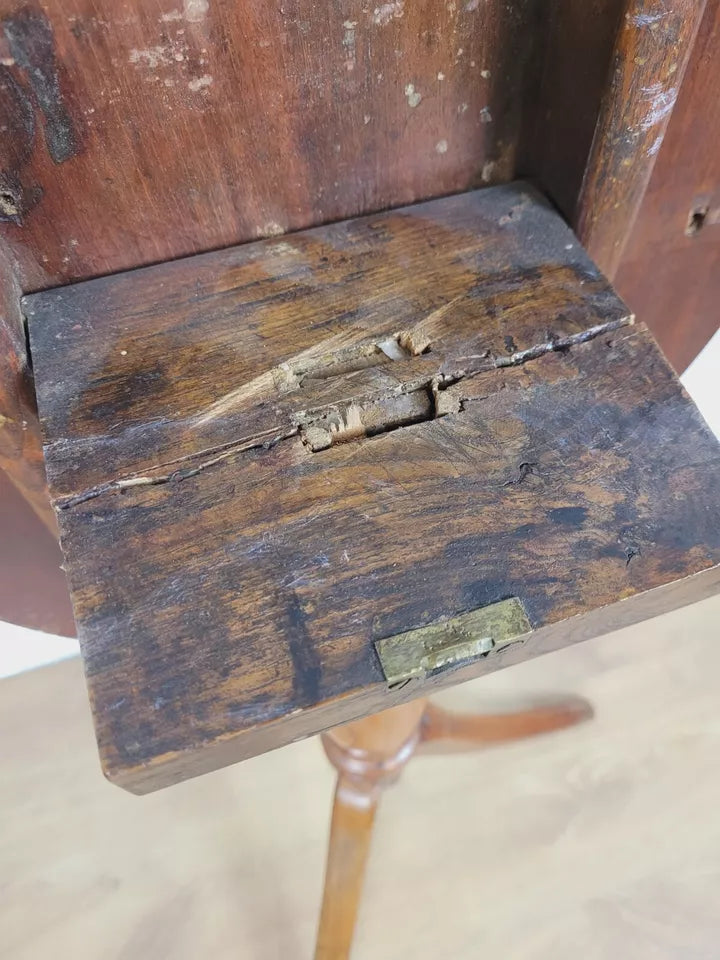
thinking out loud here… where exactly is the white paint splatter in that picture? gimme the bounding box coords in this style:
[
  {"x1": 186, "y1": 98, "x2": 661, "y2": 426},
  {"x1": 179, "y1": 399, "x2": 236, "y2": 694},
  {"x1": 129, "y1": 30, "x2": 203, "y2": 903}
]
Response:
[
  {"x1": 437, "y1": 71, "x2": 445, "y2": 81},
  {"x1": 479, "y1": 106, "x2": 493, "y2": 123},
  {"x1": 160, "y1": 9, "x2": 183, "y2": 21},
  {"x1": 480, "y1": 68, "x2": 491, "y2": 79},
  {"x1": 372, "y1": 1, "x2": 404, "y2": 25},
  {"x1": 0, "y1": 57, "x2": 15, "y2": 66},
  {"x1": 481, "y1": 160, "x2": 496, "y2": 182},
  {"x1": 268, "y1": 241, "x2": 297, "y2": 256},
  {"x1": 363, "y1": 114, "x2": 371, "y2": 124},
  {"x1": 647, "y1": 133, "x2": 664, "y2": 156},
  {"x1": 129, "y1": 46, "x2": 173, "y2": 68},
  {"x1": 188, "y1": 73, "x2": 213, "y2": 91},
  {"x1": 629, "y1": 11, "x2": 664, "y2": 26},
  {"x1": 458, "y1": 102, "x2": 468, "y2": 114},
  {"x1": 343, "y1": 20, "x2": 357, "y2": 72},
  {"x1": 258, "y1": 222, "x2": 285, "y2": 237},
  {"x1": 465, "y1": 0, "x2": 481, "y2": 9},
  {"x1": 404, "y1": 82, "x2": 421, "y2": 107},
  {"x1": 184, "y1": 0, "x2": 209, "y2": 22},
  {"x1": 435, "y1": 139, "x2": 448, "y2": 154},
  {"x1": 640, "y1": 82, "x2": 677, "y2": 130}
]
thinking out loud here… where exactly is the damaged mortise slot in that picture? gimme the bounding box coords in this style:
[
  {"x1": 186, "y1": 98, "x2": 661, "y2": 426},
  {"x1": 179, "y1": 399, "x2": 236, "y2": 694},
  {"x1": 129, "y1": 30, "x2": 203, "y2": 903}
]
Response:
[
  {"x1": 299, "y1": 317, "x2": 635, "y2": 451},
  {"x1": 376, "y1": 598, "x2": 533, "y2": 688},
  {"x1": 55, "y1": 315, "x2": 636, "y2": 506},
  {"x1": 300, "y1": 386, "x2": 435, "y2": 451}
]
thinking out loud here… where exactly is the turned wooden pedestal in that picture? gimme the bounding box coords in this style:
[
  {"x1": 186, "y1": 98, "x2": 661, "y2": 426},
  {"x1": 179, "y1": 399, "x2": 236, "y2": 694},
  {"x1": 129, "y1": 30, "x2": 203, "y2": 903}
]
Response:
[{"x1": 315, "y1": 696, "x2": 592, "y2": 959}]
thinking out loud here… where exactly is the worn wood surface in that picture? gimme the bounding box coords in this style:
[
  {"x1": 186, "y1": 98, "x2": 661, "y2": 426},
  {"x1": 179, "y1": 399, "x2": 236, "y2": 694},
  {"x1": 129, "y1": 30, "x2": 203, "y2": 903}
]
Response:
[
  {"x1": 1, "y1": 0, "x2": 711, "y2": 523},
  {"x1": 26, "y1": 183, "x2": 720, "y2": 793},
  {"x1": 576, "y1": 0, "x2": 707, "y2": 279},
  {"x1": 0, "y1": 0, "x2": 549, "y2": 294},
  {"x1": 521, "y1": 0, "x2": 625, "y2": 222},
  {"x1": 616, "y1": 0, "x2": 720, "y2": 371},
  {"x1": 0, "y1": 0, "x2": 618, "y2": 520}
]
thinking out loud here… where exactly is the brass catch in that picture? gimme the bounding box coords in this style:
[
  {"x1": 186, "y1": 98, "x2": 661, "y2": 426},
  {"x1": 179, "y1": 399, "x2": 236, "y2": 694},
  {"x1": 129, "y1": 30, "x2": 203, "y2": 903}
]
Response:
[{"x1": 375, "y1": 597, "x2": 532, "y2": 689}]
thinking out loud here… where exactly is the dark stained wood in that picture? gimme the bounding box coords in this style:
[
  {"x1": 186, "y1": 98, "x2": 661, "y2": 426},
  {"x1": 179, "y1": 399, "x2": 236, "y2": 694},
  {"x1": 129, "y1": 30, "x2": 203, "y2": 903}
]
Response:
[
  {"x1": 0, "y1": 247, "x2": 56, "y2": 532},
  {"x1": 8, "y1": 0, "x2": 714, "y2": 522},
  {"x1": 0, "y1": 0, "x2": 623, "y2": 521},
  {"x1": 26, "y1": 183, "x2": 720, "y2": 793},
  {"x1": 0, "y1": 0, "x2": 548, "y2": 295},
  {"x1": 0, "y1": 466, "x2": 75, "y2": 635},
  {"x1": 576, "y1": 0, "x2": 707, "y2": 279},
  {"x1": 519, "y1": 0, "x2": 625, "y2": 221},
  {"x1": 616, "y1": 0, "x2": 720, "y2": 371}
]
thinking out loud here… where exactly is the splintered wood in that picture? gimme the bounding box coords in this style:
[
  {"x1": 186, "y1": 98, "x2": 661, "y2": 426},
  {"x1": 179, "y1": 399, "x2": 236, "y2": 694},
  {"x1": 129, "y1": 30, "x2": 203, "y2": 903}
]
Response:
[{"x1": 26, "y1": 183, "x2": 720, "y2": 792}]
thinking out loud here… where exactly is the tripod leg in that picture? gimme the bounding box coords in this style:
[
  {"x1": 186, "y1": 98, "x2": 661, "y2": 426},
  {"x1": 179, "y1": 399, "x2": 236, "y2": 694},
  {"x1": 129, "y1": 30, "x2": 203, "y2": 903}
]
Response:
[
  {"x1": 419, "y1": 695, "x2": 593, "y2": 753},
  {"x1": 314, "y1": 700, "x2": 427, "y2": 960}
]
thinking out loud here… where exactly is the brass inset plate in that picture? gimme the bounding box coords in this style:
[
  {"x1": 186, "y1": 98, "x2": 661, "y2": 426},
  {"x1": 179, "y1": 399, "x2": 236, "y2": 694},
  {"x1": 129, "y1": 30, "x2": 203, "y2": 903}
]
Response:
[{"x1": 375, "y1": 598, "x2": 533, "y2": 688}]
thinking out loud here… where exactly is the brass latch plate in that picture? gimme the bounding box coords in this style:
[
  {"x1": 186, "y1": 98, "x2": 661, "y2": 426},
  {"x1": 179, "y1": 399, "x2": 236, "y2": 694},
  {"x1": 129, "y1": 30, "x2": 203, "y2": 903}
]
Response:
[{"x1": 375, "y1": 598, "x2": 532, "y2": 688}]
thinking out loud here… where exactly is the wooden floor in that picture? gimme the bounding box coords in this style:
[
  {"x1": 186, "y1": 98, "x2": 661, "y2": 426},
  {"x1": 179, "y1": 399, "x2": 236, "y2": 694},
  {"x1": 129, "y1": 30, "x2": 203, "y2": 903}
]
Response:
[{"x1": 3, "y1": 595, "x2": 720, "y2": 960}]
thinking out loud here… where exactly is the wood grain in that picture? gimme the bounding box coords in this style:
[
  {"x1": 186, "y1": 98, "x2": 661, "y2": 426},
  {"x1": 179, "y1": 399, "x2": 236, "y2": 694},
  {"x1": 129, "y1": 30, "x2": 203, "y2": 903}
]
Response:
[
  {"x1": 26, "y1": 183, "x2": 720, "y2": 793},
  {"x1": 2, "y1": 0, "x2": 712, "y2": 525},
  {"x1": 0, "y1": 0, "x2": 548, "y2": 294},
  {"x1": 0, "y1": 0, "x2": 605, "y2": 520},
  {"x1": 616, "y1": 0, "x2": 720, "y2": 371},
  {"x1": 576, "y1": 0, "x2": 707, "y2": 278},
  {"x1": 520, "y1": 0, "x2": 625, "y2": 221}
]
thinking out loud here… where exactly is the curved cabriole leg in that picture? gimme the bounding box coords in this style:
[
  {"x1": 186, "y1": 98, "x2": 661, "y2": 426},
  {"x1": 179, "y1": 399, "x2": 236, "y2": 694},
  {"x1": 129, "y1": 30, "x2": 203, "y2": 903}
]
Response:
[{"x1": 314, "y1": 693, "x2": 592, "y2": 959}]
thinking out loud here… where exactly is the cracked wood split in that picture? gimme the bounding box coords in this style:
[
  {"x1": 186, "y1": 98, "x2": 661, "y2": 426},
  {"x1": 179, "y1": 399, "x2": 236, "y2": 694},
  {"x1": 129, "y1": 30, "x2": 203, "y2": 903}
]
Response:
[{"x1": 55, "y1": 315, "x2": 633, "y2": 511}]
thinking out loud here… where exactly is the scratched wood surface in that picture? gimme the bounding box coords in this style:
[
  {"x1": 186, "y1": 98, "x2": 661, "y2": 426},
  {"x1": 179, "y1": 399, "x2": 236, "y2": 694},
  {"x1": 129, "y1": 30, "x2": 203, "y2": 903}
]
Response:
[
  {"x1": 616, "y1": 0, "x2": 720, "y2": 371},
  {"x1": 2, "y1": 0, "x2": 713, "y2": 525},
  {"x1": 0, "y1": 0, "x2": 612, "y2": 520},
  {"x1": 26, "y1": 183, "x2": 720, "y2": 793},
  {"x1": 0, "y1": 0, "x2": 550, "y2": 294},
  {"x1": 576, "y1": 0, "x2": 707, "y2": 278}
]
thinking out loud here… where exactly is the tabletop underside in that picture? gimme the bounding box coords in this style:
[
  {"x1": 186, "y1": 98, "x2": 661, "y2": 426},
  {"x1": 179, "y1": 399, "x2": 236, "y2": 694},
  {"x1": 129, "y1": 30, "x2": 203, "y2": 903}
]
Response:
[{"x1": 26, "y1": 182, "x2": 720, "y2": 792}]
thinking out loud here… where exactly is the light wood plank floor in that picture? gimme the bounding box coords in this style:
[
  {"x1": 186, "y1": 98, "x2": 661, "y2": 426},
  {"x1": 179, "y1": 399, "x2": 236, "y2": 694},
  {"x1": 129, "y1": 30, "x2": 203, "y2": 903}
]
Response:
[{"x1": 3, "y1": 594, "x2": 720, "y2": 960}]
